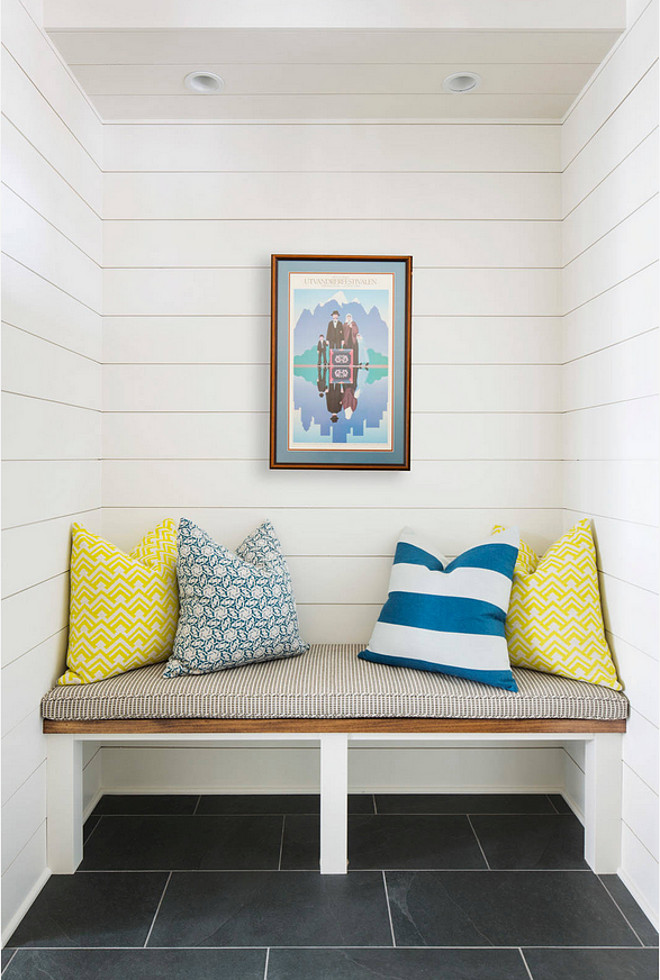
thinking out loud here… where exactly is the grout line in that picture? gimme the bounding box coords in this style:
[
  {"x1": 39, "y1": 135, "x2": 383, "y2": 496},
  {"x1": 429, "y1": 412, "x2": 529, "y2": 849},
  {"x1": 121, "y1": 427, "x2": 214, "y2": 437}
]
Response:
[
  {"x1": 142, "y1": 872, "x2": 172, "y2": 948},
  {"x1": 382, "y1": 871, "x2": 396, "y2": 947},
  {"x1": 519, "y1": 947, "x2": 535, "y2": 980},
  {"x1": 597, "y1": 876, "x2": 645, "y2": 948},
  {"x1": 1, "y1": 948, "x2": 18, "y2": 974},
  {"x1": 192, "y1": 795, "x2": 202, "y2": 815},
  {"x1": 83, "y1": 816, "x2": 103, "y2": 847},
  {"x1": 278, "y1": 817, "x2": 286, "y2": 871},
  {"x1": 373, "y1": 795, "x2": 378, "y2": 814},
  {"x1": 466, "y1": 815, "x2": 491, "y2": 870},
  {"x1": 74, "y1": 867, "x2": 603, "y2": 873},
  {"x1": 547, "y1": 795, "x2": 559, "y2": 814},
  {"x1": 5, "y1": 944, "x2": 651, "y2": 951},
  {"x1": 263, "y1": 947, "x2": 270, "y2": 979}
]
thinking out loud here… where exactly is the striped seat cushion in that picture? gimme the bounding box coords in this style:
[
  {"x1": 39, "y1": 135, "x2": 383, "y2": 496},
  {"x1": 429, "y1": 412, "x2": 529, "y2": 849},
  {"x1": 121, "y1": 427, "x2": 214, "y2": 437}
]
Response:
[
  {"x1": 40, "y1": 644, "x2": 628, "y2": 722},
  {"x1": 359, "y1": 528, "x2": 520, "y2": 691}
]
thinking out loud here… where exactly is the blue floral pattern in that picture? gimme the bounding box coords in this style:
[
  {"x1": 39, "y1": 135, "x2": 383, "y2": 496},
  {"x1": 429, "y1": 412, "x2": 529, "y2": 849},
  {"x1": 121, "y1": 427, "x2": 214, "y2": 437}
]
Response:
[{"x1": 164, "y1": 519, "x2": 309, "y2": 677}]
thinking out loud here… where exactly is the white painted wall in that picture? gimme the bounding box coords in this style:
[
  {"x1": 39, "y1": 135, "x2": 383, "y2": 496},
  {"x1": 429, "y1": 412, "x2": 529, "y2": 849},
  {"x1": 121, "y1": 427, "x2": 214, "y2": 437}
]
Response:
[
  {"x1": 560, "y1": 0, "x2": 659, "y2": 923},
  {"x1": 1, "y1": 0, "x2": 103, "y2": 938},
  {"x1": 101, "y1": 121, "x2": 563, "y2": 636}
]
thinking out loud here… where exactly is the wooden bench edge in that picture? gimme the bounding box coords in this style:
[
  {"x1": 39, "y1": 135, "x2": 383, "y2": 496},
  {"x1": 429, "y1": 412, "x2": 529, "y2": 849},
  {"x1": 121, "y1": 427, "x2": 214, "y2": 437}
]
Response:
[{"x1": 43, "y1": 717, "x2": 627, "y2": 734}]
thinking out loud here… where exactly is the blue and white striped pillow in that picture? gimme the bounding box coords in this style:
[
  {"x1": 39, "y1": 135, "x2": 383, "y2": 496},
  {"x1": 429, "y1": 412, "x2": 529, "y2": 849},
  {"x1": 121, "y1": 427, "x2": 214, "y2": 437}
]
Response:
[{"x1": 359, "y1": 527, "x2": 520, "y2": 691}]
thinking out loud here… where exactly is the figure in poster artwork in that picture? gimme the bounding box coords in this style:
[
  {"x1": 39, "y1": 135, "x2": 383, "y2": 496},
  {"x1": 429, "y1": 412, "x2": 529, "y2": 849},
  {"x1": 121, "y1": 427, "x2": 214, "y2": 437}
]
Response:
[
  {"x1": 290, "y1": 282, "x2": 393, "y2": 448},
  {"x1": 326, "y1": 311, "x2": 343, "y2": 349},
  {"x1": 342, "y1": 313, "x2": 361, "y2": 361}
]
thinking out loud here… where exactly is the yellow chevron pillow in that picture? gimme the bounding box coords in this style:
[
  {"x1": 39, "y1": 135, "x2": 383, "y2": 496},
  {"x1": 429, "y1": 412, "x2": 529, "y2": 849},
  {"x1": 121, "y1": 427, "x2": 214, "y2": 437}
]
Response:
[
  {"x1": 58, "y1": 519, "x2": 178, "y2": 685},
  {"x1": 493, "y1": 520, "x2": 621, "y2": 690}
]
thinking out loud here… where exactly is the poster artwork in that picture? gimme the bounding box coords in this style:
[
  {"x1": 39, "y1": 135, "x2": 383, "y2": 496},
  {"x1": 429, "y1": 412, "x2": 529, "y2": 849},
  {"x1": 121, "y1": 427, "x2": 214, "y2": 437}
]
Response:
[{"x1": 287, "y1": 272, "x2": 394, "y2": 452}]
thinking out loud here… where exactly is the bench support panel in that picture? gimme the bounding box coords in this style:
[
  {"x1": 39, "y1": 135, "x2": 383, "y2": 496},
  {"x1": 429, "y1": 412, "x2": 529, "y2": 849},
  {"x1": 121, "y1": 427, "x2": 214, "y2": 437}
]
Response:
[
  {"x1": 47, "y1": 735, "x2": 83, "y2": 874},
  {"x1": 43, "y1": 729, "x2": 625, "y2": 879},
  {"x1": 584, "y1": 733, "x2": 623, "y2": 874},
  {"x1": 319, "y1": 733, "x2": 348, "y2": 874}
]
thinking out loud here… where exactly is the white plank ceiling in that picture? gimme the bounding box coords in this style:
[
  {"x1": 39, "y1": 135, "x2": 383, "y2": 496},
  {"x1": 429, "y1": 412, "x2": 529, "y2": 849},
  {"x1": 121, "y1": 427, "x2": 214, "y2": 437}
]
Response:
[{"x1": 43, "y1": 1, "x2": 625, "y2": 121}]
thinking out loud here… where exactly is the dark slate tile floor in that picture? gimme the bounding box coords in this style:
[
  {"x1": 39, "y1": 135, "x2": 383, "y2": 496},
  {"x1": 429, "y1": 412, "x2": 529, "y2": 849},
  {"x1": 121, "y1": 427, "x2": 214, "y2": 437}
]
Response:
[{"x1": 4, "y1": 794, "x2": 658, "y2": 980}]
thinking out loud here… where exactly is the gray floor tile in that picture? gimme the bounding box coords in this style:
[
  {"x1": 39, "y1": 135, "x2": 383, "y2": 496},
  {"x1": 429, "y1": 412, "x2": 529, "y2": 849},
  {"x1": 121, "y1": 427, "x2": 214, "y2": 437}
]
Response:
[
  {"x1": 80, "y1": 814, "x2": 283, "y2": 870},
  {"x1": 148, "y1": 871, "x2": 392, "y2": 947},
  {"x1": 2, "y1": 948, "x2": 266, "y2": 980},
  {"x1": 547, "y1": 795, "x2": 572, "y2": 814},
  {"x1": 386, "y1": 871, "x2": 642, "y2": 947},
  {"x1": 280, "y1": 814, "x2": 486, "y2": 870},
  {"x1": 523, "y1": 947, "x2": 659, "y2": 980},
  {"x1": 83, "y1": 816, "x2": 100, "y2": 844},
  {"x1": 6, "y1": 873, "x2": 167, "y2": 948},
  {"x1": 92, "y1": 795, "x2": 199, "y2": 815},
  {"x1": 599, "y1": 876, "x2": 659, "y2": 946},
  {"x1": 268, "y1": 947, "x2": 531, "y2": 979},
  {"x1": 197, "y1": 793, "x2": 374, "y2": 814},
  {"x1": 375, "y1": 794, "x2": 557, "y2": 814},
  {"x1": 1, "y1": 950, "x2": 16, "y2": 974},
  {"x1": 470, "y1": 814, "x2": 588, "y2": 869}
]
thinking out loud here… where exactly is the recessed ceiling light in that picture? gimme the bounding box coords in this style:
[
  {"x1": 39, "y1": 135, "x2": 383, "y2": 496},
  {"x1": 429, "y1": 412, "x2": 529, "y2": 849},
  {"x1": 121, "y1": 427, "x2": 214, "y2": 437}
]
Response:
[
  {"x1": 184, "y1": 71, "x2": 225, "y2": 94},
  {"x1": 442, "y1": 72, "x2": 481, "y2": 94}
]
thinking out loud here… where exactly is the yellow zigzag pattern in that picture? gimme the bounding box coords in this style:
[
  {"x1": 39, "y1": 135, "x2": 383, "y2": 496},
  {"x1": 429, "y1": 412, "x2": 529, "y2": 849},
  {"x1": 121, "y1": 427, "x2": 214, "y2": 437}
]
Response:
[
  {"x1": 493, "y1": 520, "x2": 621, "y2": 690},
  {"x1": 58, "y1": 519, "x2": 179, "y2": 685}
]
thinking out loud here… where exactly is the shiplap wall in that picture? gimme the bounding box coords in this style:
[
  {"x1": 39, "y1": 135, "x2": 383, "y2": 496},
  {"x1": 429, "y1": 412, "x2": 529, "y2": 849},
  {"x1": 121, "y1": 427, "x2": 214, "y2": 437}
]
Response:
[
  {"x1": 95, "y1": 121, "x2": 567, "y2": 823},
  {"x1": 561, "y1": 0, "x2": 659, "y2": 922},
  {"x1": 101, "y1": 122, "x2": 563, "y2": 634},
  {"x1": 1, "y1": 0, "x2": 103, "y2": 938}
]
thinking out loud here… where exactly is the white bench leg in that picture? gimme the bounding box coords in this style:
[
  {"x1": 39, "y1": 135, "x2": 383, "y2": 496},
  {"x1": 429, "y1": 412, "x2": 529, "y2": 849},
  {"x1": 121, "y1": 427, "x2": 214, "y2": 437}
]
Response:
[
  {"x1": 319, "y1": 733, "x2": 348, "y2": 874},
  {"x1": 47, "y1": 735, "x2": 83, "y2": 874},
  {"x1": 583, "y1": 733, "x2": 623, "y2": 874}
]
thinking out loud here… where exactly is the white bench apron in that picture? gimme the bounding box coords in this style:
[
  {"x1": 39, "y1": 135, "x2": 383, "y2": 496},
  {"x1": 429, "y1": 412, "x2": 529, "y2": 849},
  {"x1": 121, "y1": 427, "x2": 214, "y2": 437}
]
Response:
[{"x1": 41, "y1": 643, "x2": 628, "y2": 877}]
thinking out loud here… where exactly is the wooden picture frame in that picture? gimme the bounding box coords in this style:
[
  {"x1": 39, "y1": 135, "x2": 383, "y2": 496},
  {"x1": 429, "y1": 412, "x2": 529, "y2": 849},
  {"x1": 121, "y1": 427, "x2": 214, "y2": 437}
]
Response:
[{"x1": 270, "y1": 254, "x2": 412, "y2": 470}]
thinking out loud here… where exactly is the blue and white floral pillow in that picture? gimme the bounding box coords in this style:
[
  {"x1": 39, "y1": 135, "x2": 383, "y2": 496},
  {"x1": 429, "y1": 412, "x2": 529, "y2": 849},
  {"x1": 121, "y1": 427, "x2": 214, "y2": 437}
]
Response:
[{"x1": 164, "y1": 519, "x2": 309, "y2": 677}]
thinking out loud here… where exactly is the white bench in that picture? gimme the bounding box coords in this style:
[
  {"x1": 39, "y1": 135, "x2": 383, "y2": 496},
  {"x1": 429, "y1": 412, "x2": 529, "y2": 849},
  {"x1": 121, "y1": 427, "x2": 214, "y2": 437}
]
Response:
[{"x1": 41, "y1": 643, "x2": 628, "y2": 877}]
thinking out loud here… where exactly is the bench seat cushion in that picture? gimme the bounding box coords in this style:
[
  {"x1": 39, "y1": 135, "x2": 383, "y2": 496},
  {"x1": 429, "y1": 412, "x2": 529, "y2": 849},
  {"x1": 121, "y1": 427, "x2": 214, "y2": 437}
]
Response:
[{"x1": 41, "y1": 644, "x2": 628, "y2": 722}]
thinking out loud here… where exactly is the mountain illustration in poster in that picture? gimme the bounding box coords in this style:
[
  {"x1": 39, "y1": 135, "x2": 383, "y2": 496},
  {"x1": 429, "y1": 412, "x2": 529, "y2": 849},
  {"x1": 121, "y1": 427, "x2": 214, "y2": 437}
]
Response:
[
  {"x1": 290, "y1": 290, "x2": 391, "y2": 447},
  {"x1": 293, "y1": 294, "x2": 388, "y2": 364}
]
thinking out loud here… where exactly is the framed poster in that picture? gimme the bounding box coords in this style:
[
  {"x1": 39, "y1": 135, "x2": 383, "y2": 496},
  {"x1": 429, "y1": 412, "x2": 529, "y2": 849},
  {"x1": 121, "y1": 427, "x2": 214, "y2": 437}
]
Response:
[{"x1": 270, "y1": 254, "x2": 412, "y2": 470}]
